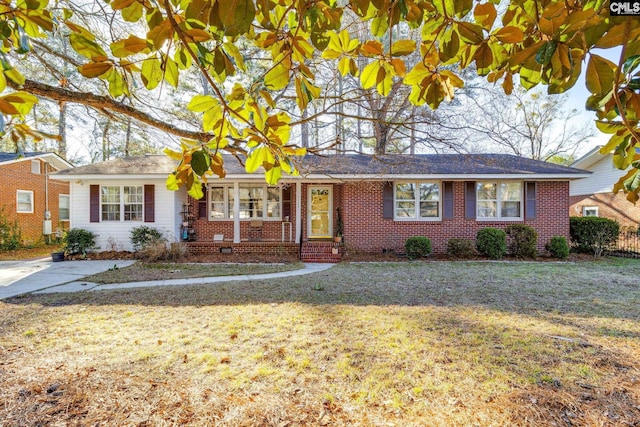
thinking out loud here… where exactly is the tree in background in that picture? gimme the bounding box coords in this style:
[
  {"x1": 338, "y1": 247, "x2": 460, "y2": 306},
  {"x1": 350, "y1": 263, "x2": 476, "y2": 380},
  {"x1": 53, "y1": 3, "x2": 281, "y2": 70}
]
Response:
[
  {"x1": 0, "y1": 0, "x2": 637, "y2": 201},
  {"x1": 444, "y1": 84, "x2": 593, "y2": 164}
]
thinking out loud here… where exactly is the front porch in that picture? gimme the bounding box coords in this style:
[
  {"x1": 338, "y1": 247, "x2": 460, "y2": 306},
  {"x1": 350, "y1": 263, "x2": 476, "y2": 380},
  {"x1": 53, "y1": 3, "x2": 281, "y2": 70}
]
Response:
[{"x1": 185, "y1": 241, "x2": 343, "y2": 263}]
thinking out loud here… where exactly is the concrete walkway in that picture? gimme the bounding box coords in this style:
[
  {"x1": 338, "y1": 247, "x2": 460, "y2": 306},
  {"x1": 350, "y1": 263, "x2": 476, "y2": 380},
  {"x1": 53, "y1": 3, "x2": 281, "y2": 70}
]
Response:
[{"x1": 0, "y1": 259, "x2": 334, "y2": 299}]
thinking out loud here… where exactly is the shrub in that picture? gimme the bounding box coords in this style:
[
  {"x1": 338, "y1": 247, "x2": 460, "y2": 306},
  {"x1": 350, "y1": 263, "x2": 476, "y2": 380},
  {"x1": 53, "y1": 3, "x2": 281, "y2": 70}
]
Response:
[
  {"x1": 138, "y1": 241, "x2": 188, "y2": 262},
  {"x1": 0, "y1": 207, "x2": 21, "y2": 250},
  {"x1": 404, "y1": 236, "x2": 432, "y2": 259},
  {"x1": 476, "y1": 228, "x2": 507, "y2": 260},
  {"x1": 446, "y1": 238, "x2": 476, "y2": 258},
  {"x1": 546, "y1": 236, "x2": 570, "y2": 259},
  {"x1": 569, "y1": 217, "x2": 620, "y2": 256},
  {"x1": 63, "y1": 228, "x2": 97, "y2": 256},
  {"x1": 505, "y1": 224, "x2": 538, "y2": 258},
  {"x1": 130, "y1": 225, "x2": 165, "y2": 251}
]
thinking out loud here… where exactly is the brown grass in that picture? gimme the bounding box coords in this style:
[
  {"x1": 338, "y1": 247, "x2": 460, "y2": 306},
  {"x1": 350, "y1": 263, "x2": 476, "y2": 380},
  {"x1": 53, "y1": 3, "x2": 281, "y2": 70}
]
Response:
[
  {"x1": 1, "y1": 258, "x2": 639, "y2": 426},
  {"x1": 0, "y1": 244, "x2": 62, "y2": 261}
]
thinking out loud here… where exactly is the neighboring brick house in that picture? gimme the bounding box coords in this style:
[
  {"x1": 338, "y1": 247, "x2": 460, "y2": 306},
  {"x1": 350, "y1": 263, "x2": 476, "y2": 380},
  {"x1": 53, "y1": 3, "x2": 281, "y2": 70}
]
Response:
[
  {"x1": 54, "y1": 153, "x2": 588, "y2": 261},
  {"x1": 0, "y1": 152, "x2": 73, "y2": 245},
  {"x1": 570, "y1": 147, "x2": 640, "y2": 227}
]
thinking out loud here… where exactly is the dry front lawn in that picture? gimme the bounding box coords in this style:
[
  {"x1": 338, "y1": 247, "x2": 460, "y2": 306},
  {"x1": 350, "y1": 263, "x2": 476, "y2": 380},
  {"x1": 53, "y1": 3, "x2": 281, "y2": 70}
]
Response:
[{"x1": 1, "y1": 259, "x2": 639, "y2": 426}]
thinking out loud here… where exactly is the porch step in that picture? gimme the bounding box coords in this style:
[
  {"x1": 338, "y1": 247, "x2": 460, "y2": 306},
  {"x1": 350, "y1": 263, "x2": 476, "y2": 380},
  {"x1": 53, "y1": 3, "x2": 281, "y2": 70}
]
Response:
[{"x1": 301, "y1": 241, "x2": 342, "y2": 263}]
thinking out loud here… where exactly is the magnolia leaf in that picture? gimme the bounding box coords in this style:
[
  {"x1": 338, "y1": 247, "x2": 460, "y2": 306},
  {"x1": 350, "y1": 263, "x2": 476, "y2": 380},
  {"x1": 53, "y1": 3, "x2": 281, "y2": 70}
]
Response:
[
  {"x1": 586, "y1": 54, "x2": 616, "y2": 95},
  {"x1": 188, "y1": 94, "x2": 219, "y2": 113},
  {"x1": 69, "y1": 33, "x2": 107, "y2": 60},
  {"x1": 474, "y1": 2, "x2": 496, "y2": 30},
  {"x1": 163, "y1": 147, "x2": 183, "y2": 161},
  {"x1": 0, "y1": 99, "x2": 19, "y2": 115},
  {"x1": 360, "y1": 60, "x2": 381, "y2": 89},
  {"x1": 390, "y1": 39, "x2": 416, "y2": 57},
  {"x1": 166, "y1": 173, "x2": 180, "y2": 191},
  {"x1": 246, "y1": 146, "x2": 268, "y2": 173},
  {"x1": 141, "y1": 56, "x2": 162, "y2": 90},
  {"x1": 265, "y1": 164, "x2": 282, "y2": 185},
  {"x1": 110, "y1": 35, "x2": 149, "y2": 57},
  {"x1": 4, "y1": 68, "x2": 25, "y2": 85},
  {"x1": 164, "y1": 57, "x2": 179, "y2": 87},
  {"x1": 1, "y1": 92, "x2": 38, "y2": 115},
  {"x1": 121, "y1": 0, "x2": 143, "y2": 22},
  {"x1": 191, "y1": 150, "x2": 211, "y2": 176},
  {"x1": 78, "y1": 61, "x2": 112, "y2": 78},
  {"x1": 187, "y1": 175, "x2": 204, "y2": 199},
  {"x1": 493, "y1": 26, "x2": 524, "y2": 43},
  {"x1": 218, "y1": 0, "x2": 256, "y2": 36},
  {"x1": 264, "y1": 62, "x2": 290, "y2": 90}
]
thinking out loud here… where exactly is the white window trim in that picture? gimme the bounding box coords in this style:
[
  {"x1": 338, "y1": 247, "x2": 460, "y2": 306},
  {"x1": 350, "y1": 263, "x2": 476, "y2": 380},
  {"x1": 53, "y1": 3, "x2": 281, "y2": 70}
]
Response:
[
  {"x1": 393, "y1": 181, "x2": 441, "y2": 221},
  {"x1": 476, "y1": 181, "x2": 524, "y2": 221},
  {"x1": 583, "y1": 206, "x2": 599, "y2": 217},
  {"x1": 59, "y1": 194, "x2": 70, "y2": 221},
  {"x1": 208, "y1": 184, "x2": 282, "y2": 221},
  {"x1": 16, "y1": 190, "x2": 34, "y2": 213},
  {"x1": 100, "y1": 185, "x2": 144, "y2": 222}
]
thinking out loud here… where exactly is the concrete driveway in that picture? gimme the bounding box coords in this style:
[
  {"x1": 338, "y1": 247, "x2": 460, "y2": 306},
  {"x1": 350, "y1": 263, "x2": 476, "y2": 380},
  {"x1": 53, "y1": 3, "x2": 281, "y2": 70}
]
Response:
[{"x1": 0, "y1": 258, "x2": 135, "y2": 299}]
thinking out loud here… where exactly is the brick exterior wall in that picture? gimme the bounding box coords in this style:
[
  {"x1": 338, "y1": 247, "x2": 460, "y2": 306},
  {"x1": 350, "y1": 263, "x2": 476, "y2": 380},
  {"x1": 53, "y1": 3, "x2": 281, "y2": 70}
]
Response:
[
  {"x1": 569, "y1": 193, "x2": 640, "y2": 227},
  {"x1": 190, "y1": 180, "x2": 570, "y2": 256},
  {"x1": 0, "y1": 159, "x2": 70, "y2": 245},
  {"x1": 340, "y1": 181, "x2": 570, "y2": 254}
]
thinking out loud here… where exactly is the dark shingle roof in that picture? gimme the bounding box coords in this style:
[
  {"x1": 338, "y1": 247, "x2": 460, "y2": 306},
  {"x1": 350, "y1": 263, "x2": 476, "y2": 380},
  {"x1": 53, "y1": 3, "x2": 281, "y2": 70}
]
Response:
[
  {"x1": 297, "y1": 153, "x2": 587, "y2": 176},
  {"x1": 54, "y1": 152, "x2": 588, "y2": 178},
  {"x1": 0, "y1": 152, "x2": 47, "y2": 162},
  {"x1": 55, "y1": 155, "x2": 177, "y2": 176}
]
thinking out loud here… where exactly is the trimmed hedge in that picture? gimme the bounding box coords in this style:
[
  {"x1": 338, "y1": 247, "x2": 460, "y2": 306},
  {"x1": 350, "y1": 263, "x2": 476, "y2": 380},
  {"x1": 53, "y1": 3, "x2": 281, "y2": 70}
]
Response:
[
  {"x1": 405, "y1": 236, "x2": 432, "y2": 259},
  {"x1": 130, "y1": 225, "x2": 165, "y2": 251},
  {"x1": 569, "y1": 217, "x2": 620, "y2": 255},
  {"x1": 63, "y1": 228, "x2": 97, "y2": 255},
  {"x1": 446, "y1": 238, "x2": 476, "y2": 258},
  {"x1": 546, "y1": 236, "x2": 570, "y2": 259},
  {"x1": 505, "y1": 224, "x2": 538, "y2": 258},
  {"x1": 476, "y1": 228, "x2": 507, "y2": 260}
]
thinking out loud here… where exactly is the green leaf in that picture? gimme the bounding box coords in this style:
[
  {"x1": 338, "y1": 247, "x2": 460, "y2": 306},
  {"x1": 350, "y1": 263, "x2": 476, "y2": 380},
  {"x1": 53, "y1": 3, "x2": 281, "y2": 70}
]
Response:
[
  {"x1": 246, "y1": 146, "x2": 268, "y2": 173},
  {"x1": 141, "y1": 56, "x2": 162, "y2": 90},
  {"x1": 191, "y1": 150, "x2": 211, "y2": 176},
  {"x1": 188, "y1": 94, "x2": 218, "y2": 113},
  {"x1": 218, "y1": 0, "x2": 256, "y2": 36},
  {"x1": 535, "y1": 41, "x2": 556, "y2": 65},
  {"x1": 69, "y1": 33, "x2": 107, "y2": 60}
]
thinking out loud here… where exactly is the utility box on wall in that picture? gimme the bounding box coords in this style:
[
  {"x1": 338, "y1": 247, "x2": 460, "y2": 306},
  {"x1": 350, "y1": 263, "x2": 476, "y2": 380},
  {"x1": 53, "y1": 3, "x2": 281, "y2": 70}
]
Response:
[{"x1": 43, "y1": 220, "x2": 52, "y2": 235}]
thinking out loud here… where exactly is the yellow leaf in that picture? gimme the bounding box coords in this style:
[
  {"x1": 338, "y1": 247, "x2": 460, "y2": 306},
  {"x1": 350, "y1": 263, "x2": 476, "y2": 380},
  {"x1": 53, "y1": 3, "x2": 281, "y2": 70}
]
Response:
[
  {"x1": 360, "y1": 60, "x2": 381, "y2": 89},
  {"x1": 187, "y1": 175, "x2": 204, "y2": 199},
  {"x1": 166, "y1": 173, "x2": 180, "y2": 191},
  {"x1": 264, "y1": 62, "x2": 290, "y2": 90},
  {"x1": 585, "y1": 54, "x2": 616, "y2": 95},
  {"x1": 246, "y1": 146, "x2": 267, "y2": 173},
  {"x1": 163, "y1": 147, "x2": 184, "y2": 161},
  {"x1": 79, "y1": 61, "x2": 112, "y2": 78},
  {"x1": 474, "y1": 2, "x2": 496, "y2": 30},
  {"x1": 265, "y1": 165, "x2": 282, "y2": 185},
  {"x1": 493, "y1": 26, "x2": 524, "y2": 43},
  {"x1": 390, "y1": 39, "x2": 416, "y2": 57}
]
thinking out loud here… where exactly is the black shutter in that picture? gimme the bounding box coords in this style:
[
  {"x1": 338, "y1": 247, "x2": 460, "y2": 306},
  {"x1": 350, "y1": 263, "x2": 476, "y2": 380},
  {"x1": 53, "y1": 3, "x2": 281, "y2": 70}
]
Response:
[
  {"x1": 525, "y1": 182, "x2": 537, "y2": 220},
  {"x1": 90, "y1": 185, "x2": 100, "y2": 223},
  {"x1": 465, "y1": 181, "x2": 476, "y2": 220},
  {"x1": 443, "y1": 181, "x2": 454, "y2": 220},
  {"x1": 382, "y1": 181, "x2": 394, "y2": 219},
  {"x1": 144, "y1": 185, "x2": 155, "y2": 222},
  {"x1": 282, "y1": 185, "x2": 292, "y2": 219},
  {"x1": 198, "y1": 184, "x2": 207, "y2": 218}
]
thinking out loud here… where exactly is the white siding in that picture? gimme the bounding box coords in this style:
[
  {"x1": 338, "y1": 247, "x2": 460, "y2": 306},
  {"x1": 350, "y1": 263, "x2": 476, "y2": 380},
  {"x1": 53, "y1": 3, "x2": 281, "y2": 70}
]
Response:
[
  {"x1": 69, "y1": 179, "x2": 186, "y2": 252},
  {"x1": 570, "y1": 154, "x2": 626, "y2": 196}
]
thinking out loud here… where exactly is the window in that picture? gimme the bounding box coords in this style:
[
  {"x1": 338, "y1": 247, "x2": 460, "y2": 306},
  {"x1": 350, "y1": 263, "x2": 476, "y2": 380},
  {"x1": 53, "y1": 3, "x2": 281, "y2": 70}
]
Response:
[
  {"x1": 394, "y1": 182, "x2": 440, "y2": 220},
  {"x1": 31, "y1": 160, "x2": 40, "y2": 174},
  {"x1": 17, "y1": 190, "x2": 33, "y2": 213},
  {"x1": 476, "y1": 182, "x2": 522, "y2": 220},
  {"x1": 101, "y1": 186, "x2": 143, "y2": 221},
  {"x1": 59, "y1": 195, "x2": 70, "y2": 221},
  {"x1": 209, "y1": 184, "x2": 281, "y2": 220},
  {"x1": 583, "y1": 206, "x2": 598, "y2": 217}
]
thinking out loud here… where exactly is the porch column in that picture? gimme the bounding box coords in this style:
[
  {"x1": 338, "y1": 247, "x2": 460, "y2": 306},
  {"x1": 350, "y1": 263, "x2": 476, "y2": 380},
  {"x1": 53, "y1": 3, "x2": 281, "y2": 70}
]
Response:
[
  {"x1": 233, "y1": 182, "x2": 240, "y2": 243},
  {"x1": 295, "y1": 182, "x2": 302, "y2": 244}
]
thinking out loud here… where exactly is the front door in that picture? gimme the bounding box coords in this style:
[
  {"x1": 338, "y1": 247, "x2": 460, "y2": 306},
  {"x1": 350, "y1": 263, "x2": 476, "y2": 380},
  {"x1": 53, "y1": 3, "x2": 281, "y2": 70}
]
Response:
[{"x1": 308, "y1": 186, "x2": 332, "y2": 239}]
